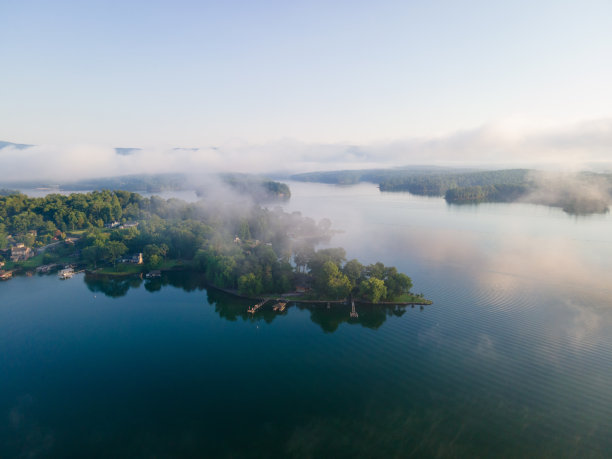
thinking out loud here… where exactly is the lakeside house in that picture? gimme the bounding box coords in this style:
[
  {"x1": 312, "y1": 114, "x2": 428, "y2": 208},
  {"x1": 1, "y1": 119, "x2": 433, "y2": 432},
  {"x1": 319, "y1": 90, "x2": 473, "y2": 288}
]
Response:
[
  {"x1": 121, "y1": 253, "x2": 143, "y2": 264},
  {"x1": 104, "y1": 221, "x2": 120, "y2": 229},
  {"x1": 10, "y1": 243, "x2": 34, "y2": 262}
]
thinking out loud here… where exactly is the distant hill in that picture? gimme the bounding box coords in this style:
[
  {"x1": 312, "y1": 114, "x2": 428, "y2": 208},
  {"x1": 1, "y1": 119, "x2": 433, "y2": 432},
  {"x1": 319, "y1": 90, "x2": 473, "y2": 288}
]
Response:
[{"x1": 0, "y1": 140, "x2": 32, "y2": 150}]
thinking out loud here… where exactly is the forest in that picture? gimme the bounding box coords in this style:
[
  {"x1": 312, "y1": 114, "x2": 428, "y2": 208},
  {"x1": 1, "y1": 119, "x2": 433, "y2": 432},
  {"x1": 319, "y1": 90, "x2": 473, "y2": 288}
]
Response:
[{"x1": 0, "y1": 190, "x2": 418, "y2": 303}]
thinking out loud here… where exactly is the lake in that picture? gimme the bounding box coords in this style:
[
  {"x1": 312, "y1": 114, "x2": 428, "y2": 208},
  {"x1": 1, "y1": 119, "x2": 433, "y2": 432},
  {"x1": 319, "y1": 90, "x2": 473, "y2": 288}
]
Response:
[{"x1": 2, "y1": 182, "x2": 612, "y2": 457}]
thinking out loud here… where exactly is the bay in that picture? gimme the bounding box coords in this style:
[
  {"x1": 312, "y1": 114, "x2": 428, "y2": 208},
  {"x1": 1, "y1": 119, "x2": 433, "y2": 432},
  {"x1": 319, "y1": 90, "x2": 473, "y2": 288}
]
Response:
[{"x1": 1, "y1": 182, "x2": 611, "y2": 457}]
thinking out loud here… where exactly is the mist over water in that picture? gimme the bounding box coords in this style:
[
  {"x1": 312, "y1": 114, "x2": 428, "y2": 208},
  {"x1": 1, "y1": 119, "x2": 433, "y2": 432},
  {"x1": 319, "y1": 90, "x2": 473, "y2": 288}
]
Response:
[{"x1": 2, "y1": 182, "x2": 612, "y2": 456}]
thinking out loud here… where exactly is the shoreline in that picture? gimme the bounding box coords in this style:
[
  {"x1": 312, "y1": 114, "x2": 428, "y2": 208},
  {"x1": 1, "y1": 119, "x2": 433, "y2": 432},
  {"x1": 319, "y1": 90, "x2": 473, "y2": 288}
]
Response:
[{"x1": 4, "y1": 263, "x2": 433, "y2": 306}]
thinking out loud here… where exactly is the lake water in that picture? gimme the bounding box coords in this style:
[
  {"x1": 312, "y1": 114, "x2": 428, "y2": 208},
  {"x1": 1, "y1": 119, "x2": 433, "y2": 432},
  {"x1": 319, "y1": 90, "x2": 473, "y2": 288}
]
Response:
[{"x1": 2, "y1": 182, "x2": 612, "y2": 457}]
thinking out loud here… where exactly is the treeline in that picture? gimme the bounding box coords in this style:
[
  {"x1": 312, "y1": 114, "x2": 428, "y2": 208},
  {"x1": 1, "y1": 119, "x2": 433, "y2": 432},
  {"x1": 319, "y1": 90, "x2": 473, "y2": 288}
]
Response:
[
  {"x1": 445, "y1": 184, "x2": 530, "y2": 203},
  {"x1": 379, "y1": 169, "x2": 531, "y2": 196},
  {"x1": 292, "y1": 167, "x2": 533, "y2": 199},
  {"x1": 291, "y1": 166, "x2": 461, "y2": 186},
  {"x1": 1, "y1": 190, "x2": 415, "y2": 302}
]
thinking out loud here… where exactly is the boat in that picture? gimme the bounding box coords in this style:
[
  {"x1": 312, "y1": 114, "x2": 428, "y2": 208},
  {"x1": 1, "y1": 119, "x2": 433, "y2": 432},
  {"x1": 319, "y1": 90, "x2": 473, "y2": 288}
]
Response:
[{"x1": 58, "y1": 267, "x2": 74, "y2": 279}]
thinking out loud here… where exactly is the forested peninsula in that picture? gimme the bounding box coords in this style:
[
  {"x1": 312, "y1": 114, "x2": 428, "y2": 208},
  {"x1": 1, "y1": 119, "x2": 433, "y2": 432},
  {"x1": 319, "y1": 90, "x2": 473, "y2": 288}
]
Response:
[{"x1": 0, "y1": 190, "x2": 427, "y2": 304}]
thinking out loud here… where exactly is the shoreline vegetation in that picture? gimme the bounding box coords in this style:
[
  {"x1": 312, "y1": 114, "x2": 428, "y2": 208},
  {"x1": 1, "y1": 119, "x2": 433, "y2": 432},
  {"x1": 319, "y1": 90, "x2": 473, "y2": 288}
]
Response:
[
  {"x1": 0, "y1": 185, "x2": 430, "y2": 306},
  {"x1": 291, "y1": 167, "x2": 612, "y2": 215}
]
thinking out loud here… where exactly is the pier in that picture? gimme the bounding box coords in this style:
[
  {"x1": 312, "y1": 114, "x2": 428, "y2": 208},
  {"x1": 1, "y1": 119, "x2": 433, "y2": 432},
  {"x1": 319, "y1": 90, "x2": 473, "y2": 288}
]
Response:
[
  {"x1": 247, "y1": 299, "x2": 268, "y2": 314},
  {"x1": 0, "y1": 270, "x2": 14, "y2": 280},
  {"x1": 350, "y1": 299, "x2": 359, "y2": 318},
  {"x1": 272, "y1": 301, "x2": 287, "y2": 312}
]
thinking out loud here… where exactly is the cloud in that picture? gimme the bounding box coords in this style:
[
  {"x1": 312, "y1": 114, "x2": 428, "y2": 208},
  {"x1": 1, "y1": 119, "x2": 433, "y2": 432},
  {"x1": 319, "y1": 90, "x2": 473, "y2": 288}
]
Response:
[{"x1": 1, "y1": 117, "x2": 612, "y2": 183}]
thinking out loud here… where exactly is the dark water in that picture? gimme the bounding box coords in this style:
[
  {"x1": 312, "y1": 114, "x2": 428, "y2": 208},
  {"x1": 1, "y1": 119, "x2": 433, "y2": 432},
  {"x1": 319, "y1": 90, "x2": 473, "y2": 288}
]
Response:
[{"x1": 2, "y1": 183, "x2": 612, "y2": 457}]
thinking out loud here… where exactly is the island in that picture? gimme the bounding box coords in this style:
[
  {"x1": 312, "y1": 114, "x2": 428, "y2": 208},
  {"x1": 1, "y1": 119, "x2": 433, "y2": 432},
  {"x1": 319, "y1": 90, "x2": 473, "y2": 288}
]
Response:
[{"x1": 0, "y1": 190, "x2": 430, "y2": 306}]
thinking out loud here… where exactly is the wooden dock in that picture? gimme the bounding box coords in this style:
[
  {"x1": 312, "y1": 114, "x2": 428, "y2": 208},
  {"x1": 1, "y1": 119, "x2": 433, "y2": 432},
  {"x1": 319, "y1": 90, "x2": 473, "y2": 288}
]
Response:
[
  {"x1": 272, "y1": 301, "x2": 287, "y2": 312},
  {"x1": 247, "y1": 299, "x2": 268, "y2": 314},
  {"x1": 0, "y1": 270, "x2": 14, "y2": 280},
  {"x1": 350, "y1": 299, "x2": 359, "y2": 318}
]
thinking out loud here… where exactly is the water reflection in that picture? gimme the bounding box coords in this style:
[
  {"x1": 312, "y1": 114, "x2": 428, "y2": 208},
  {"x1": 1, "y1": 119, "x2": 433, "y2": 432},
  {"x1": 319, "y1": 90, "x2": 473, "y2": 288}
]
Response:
[
  {"x1": 85, "y1": 275, "x2": 143, "y2": 298},
  {"x1": 83, "y1": 272, "x2": 421, "y2": 331}
]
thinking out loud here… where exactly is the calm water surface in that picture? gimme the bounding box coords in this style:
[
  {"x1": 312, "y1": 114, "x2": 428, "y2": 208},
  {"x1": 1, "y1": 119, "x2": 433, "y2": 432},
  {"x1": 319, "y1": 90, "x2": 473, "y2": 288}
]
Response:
[{"x1": 2, "y1": 182, "x2": 612, "y2": 457}]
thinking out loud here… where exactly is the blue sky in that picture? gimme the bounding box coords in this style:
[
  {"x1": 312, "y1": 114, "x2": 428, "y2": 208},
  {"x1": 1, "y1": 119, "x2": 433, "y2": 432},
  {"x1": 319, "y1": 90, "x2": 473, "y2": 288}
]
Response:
[{"x1": 1, "y1": 0, "x2": 611, "y2": 170}]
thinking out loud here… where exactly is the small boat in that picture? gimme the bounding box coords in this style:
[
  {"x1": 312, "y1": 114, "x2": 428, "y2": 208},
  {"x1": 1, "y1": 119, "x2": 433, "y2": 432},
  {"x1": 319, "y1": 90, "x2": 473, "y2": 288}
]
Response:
[{"x1": 58, "y1": 267, "x2": 74, "y2": 279}]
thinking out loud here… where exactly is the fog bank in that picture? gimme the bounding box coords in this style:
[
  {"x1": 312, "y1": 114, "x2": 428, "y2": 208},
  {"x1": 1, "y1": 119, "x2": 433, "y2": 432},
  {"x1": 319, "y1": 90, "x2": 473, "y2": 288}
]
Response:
[{"x1": 1, "y1": 118, "x2": 612, "y2": 183}]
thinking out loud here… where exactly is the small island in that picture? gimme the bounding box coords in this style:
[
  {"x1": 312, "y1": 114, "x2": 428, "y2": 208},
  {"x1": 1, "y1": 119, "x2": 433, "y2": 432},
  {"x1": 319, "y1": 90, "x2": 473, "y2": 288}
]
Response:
[{"x1": 0, "y1": 190, "x2": 430, "y2": 307}]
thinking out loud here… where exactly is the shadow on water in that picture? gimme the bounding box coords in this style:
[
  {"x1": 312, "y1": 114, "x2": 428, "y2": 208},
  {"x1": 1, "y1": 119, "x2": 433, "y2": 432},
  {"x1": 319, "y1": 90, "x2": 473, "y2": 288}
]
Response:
[{"x1": 83, "y1": 271, "x2": 421, "y2": 331}]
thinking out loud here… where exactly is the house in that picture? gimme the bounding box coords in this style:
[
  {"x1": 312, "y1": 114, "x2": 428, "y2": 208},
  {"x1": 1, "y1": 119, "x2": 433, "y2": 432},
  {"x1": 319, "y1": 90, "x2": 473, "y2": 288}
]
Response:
[
  {"x1": 127, "y1": 253, "x2": 143, "y2": 264},
  {"x1": 10, "y1": 243, "x2": 34, "y2": 262},
  {"x1": 104, "y1": 221, "x2": 120, "y2": 229},
  {"x1": 119, "y1": 222, "x2": 139, "y2": 229}
]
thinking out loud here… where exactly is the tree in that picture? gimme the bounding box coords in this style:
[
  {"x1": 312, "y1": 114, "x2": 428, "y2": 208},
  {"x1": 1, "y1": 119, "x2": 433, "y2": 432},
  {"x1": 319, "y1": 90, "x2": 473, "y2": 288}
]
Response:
[
  {"x1": 293, "y1": 243, "x2": 314, "y2": 273},
  {"x1": 239, "y1": 219, "x2": 252, "y2": 240},
  {"x1": 359, "y1": 277, "x2": 387, "y2": 303},
  {"x1": 315, "y1": 260, "x2": 351, "y2": 299},
  {"x1": 384, "y1": 272, "x2": 412, "y2": 300},
  {"x1": 82, "y1": 245, "x2": 102, "y2": 268},
  {"x1": 343, "y1": 259, "x2": 365, "y2": 289},
  {"x1": 105, "y1": 241, "x2": 128, "y2": 269},
  {"x1": 238, "y1": 272, "x2": 262, "y2": 297}
]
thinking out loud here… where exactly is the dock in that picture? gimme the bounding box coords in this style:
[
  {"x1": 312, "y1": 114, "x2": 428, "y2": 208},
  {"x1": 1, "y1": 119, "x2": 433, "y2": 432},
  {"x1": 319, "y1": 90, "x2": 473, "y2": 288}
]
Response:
[
  {"x1": 350, "y1": 299, "x2": 359, "y2": 318},
  {"x1": 247, "y1": 299, "x2": 268, "y2": 314},
  {"x1": 272, "y1": 301, "x2": 287, "y2": 312},
  {"x1": 58, "y1": 267, "x2": 75, "y2": 279},
  {"x1": 0, "y1": 270, "x2": 14, "y2": 280}
]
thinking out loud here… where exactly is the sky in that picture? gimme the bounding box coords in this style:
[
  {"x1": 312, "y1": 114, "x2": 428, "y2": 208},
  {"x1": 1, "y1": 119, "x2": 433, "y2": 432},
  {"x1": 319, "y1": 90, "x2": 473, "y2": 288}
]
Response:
[{"x1": 1, "y1": 0, "x2": 612, "y2": 174}]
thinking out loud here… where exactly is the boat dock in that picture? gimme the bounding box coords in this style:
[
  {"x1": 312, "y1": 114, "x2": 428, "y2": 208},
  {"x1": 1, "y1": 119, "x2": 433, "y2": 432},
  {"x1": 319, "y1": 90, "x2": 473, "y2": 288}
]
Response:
[
  {"x1": 247, "y1": 299, "x2": 268, "y2": 314},
  {"x1": 58, "y1": 267, "x2": 84, "y2": 279},
  {"x1": 0, "y1": 270, "x2": 15, "y2": 280},
  {"x1": 350, "y1": 299, "x2": 359, "y2": 318},
  {"x1": 272, "y1": 301, "x2": 287, "y2": 312}
]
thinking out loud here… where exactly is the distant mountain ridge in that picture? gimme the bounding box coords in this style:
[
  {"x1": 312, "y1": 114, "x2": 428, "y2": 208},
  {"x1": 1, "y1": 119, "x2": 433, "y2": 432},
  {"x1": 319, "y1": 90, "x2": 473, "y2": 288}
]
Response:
[{"x1": 0, "y1": 140, "x2": 32, "y2": 150}]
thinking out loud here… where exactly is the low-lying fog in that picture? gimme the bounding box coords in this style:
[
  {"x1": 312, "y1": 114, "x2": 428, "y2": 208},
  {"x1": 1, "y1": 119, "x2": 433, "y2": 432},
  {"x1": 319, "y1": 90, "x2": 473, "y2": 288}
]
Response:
[{"x1": 2, "y1": 118, "x2": 612, "y2": 183}]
